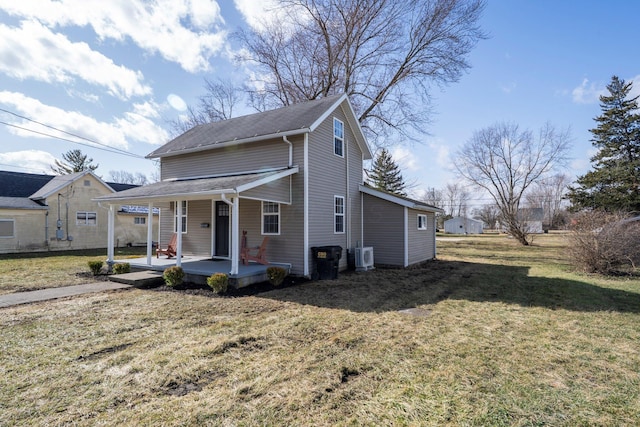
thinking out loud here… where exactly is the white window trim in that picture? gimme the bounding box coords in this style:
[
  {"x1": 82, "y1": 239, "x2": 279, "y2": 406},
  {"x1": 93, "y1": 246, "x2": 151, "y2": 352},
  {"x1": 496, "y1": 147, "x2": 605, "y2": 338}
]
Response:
[
  {"x1": 134, "y1": 217, "x2": 146, "y2": 225},
  {"x1": 262, "y1": 201, "x2": 280, "y2": 235},
  {"x1": 333, "y1": 117, "x2": 344, "y2": 158},
  {"x1": 174, "y1": 201, "x2": 188, "y2": 234},
  {"x1": 76, "y1": 211, "x2": 97, "y2": 226},
  {"x1": 334, "y1": 195, "x2": 345, "y2": 234},
  {"x1": 418, "y1": 214, "x2": 427, "y2": 230},
  {"x1": 0, "y1": 219, "x2": 15, "y2": 238}
]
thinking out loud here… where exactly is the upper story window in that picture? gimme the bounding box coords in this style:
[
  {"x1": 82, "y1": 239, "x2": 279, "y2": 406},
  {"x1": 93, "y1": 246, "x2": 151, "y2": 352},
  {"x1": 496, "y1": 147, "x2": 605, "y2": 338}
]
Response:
[
  {"x1": 334, "y1": 196, "x2": 345, "y2": 233},
  {"x1": 174, "y1": 201, "x2": 187, "y2": 233},
  {"x1": 418, "y1": 214, "x2": 427, "y2": 230},
  {"x1": 333, "y1": 118, "x2": 344, "y2": 157},
  {"x1": 77, "y1": 211, "x2": 97, "y2": 226},
  {"x1": 134, "y1": 217, "x2": 146, "y2": 225},
  {"x1": 262, "y1": 201, "x2": 280, "y2": 235}
]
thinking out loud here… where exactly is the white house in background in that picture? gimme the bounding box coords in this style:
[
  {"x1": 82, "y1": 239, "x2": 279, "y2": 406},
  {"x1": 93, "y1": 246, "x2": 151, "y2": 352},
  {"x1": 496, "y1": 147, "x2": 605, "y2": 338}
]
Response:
[{"x1": 444, "y1": 216, "x2": 484, "y2": 234}]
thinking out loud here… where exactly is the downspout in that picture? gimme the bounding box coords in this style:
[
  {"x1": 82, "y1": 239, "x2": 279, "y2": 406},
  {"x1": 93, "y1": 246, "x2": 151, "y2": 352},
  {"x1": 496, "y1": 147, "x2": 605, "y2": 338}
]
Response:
[
  {"x1": 303, "y1": 132, "x2": 309, "y2": 277},
  {"x1": 345, "y1": 136, "x2": 351, "y2": 250},
  {"x1": 282, "y1": 135, "x2": 293, "y2": 168}
]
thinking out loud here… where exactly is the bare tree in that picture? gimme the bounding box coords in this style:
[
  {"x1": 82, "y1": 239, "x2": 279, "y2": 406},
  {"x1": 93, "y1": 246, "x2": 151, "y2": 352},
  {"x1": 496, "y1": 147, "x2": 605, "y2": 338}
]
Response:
[
  {"x1": 169, "y1": 78, "x2": 242, "y2": 134},
  {"x1": 421, "y1": 187, "x2": 443, "y2": 208},
  {"x1": 525, "y1": 173, "x2": 571, "y2": 229},
  {"x1": 108, "y1": 170, "x2": 148, "y2": 186},
  {"x1": 444, "y1": 182, "x2": 470, "y2": 217},
  {"x1": 236, "y1": 0, "x2": 486, "y2": 144},
  {"x1": 456, "y1": 122, "x2": 572, "y2": 245},
  {"x1": 472, "y1": 204, "x2": 500, "y2": 229}
]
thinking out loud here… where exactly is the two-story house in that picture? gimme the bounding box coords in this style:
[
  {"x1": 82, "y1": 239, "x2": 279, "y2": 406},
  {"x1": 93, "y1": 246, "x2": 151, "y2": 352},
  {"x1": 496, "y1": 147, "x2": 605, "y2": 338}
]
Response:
[
  {"x1": 96, "y1": 94, "x2": 441, "y2": 281},
  {"x1": 0, "y1": 170, "x2": 158, "y2": 253}
]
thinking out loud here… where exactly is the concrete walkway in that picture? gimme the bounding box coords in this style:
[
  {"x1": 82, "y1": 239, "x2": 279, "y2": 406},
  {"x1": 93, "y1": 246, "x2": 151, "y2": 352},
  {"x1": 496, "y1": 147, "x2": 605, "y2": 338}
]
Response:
[{"x1": 0, "y1": 282, "x2": 132, "y2": 308}]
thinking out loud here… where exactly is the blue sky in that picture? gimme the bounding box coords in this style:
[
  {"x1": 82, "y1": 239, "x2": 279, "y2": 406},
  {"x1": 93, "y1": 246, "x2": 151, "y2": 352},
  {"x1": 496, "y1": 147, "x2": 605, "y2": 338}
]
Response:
[{"x1": 0, "y1": 0, "x2": 638, "y2": 203}]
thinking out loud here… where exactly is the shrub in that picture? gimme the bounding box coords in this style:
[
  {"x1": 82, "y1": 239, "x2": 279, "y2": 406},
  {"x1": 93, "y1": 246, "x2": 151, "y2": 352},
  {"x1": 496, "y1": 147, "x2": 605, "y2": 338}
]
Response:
[
  {"x1": 567, "y1": 210, "x2": 640, "y2": 275},
  {"x1": 207, "y1": 273, "x2": 228, "y2": 294},
  {"x1": 113, "y1": 263, "x2": 131, "y2": 274},
  {"x1": 163, "y1": 266, "x2": 184, "y2": 287},
  {"x1": 88, "y1": 260, "x2": 103, "y2": 276},
  {"x1": 267, "y1": 266, "x2": 287, "y2": 286}
]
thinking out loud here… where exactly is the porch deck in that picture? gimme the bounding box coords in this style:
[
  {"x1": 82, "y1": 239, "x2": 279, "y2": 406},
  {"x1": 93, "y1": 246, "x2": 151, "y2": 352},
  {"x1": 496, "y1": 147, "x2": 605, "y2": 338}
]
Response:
[{"x1": 117, "y1": 256, "x2": 291, "y2": 288}]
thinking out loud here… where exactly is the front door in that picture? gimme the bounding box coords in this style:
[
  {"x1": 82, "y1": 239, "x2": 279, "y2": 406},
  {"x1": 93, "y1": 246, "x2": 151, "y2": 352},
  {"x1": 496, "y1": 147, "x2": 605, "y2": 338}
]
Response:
[{"x1": 215, "y1": 201, "x2": 230, "y2": 257}]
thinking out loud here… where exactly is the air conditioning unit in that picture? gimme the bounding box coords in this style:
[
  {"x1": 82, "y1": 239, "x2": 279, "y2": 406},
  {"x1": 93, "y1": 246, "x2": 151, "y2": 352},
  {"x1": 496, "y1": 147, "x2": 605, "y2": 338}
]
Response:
[{"x1": 355, "y1": 247, "x2": 374, "y2": 271}]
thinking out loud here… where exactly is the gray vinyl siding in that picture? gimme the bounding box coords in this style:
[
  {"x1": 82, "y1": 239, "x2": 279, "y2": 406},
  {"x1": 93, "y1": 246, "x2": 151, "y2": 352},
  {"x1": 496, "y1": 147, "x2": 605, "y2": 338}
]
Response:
[
  {"x1": 241, "y1": 175, "x2": 292, "y2": 204},
  {"x1": 161, "y1": 139, "x2": 289, "y2": 180},
  {"x1": 159, "y1": 200, "x2": 211, "y2": 256},
  {"x1": 407, "y1": 209, "x2": 436, "y2": 264},
  {"x1": 362, "y1": 194, "x2": 405, "y2": 266},
  {"x1": 307, "y1": 105, "x2": 364, "y2": 272}
]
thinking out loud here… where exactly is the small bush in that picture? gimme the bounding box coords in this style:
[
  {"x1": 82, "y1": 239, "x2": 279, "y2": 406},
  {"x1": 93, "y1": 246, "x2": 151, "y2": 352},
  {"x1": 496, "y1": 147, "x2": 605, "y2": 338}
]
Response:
[
  {"x1": 567, "y1": 211, "x2": 640, "y2": 275},
  {"x1": 88, "y1": 260, "x2": 103, "y2": 276},
  {"x1": 163, "y1": 266, "x2": 184, "y2": 287},
  {"x1": 207, "y1": 273, "x2": 228, "y2": 294},
  {"x1": 113, "y1": 263, "x2": 131, "y2": 274},
  {"x1": 267, "y1": 266, "x2": 287, "y2": 286}
]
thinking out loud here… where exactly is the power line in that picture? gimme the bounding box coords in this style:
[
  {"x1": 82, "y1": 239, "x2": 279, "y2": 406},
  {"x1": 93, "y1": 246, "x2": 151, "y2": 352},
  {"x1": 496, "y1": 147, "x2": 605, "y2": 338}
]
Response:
[
  {"x1": 0, "y1": 120, "x2": 145, "y2": 159},
  {"x1": 0, "y1": 108, "x2": 146, "y2": 159}
]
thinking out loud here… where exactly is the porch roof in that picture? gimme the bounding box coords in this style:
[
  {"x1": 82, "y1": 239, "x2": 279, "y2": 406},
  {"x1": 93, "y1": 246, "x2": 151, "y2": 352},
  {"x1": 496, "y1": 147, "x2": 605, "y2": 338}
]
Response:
[{"x1": 94, "y1": 167, "x2": 298, "y2": 204}]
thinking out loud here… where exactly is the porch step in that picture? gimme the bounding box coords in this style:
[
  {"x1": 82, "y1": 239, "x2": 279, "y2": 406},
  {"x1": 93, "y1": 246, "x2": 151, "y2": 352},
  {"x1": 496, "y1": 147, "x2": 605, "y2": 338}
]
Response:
[{"x1": 109, "y1": 271, "x2": 164, "y2": 288}]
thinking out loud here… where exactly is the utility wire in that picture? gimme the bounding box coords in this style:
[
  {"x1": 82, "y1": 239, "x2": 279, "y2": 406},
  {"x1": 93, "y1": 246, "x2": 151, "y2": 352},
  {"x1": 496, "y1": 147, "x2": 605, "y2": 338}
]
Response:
[{"x1": 0, "y1": 108, "x2": 146, "y2": 159}]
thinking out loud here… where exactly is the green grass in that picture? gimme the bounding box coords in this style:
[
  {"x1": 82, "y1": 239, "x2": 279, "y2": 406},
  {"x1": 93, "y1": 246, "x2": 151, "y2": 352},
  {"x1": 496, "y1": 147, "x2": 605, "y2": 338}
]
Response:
[
  {"x1": 0, "y1": 247, "x2": 147, "y2": 295},
  {"x1": 1, "y1": 235, "x2": 639, "y2": 425}
]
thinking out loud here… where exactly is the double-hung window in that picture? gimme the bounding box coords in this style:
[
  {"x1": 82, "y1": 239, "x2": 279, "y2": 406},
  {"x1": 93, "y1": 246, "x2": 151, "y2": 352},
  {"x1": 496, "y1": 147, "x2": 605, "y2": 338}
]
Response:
[
  {"x1": 334, "y1": 196, "x2": 345, "y2": 233},
  {"x1": 0, "y1": 219, "x2": 14, "y2": 238},
  {"x1": 262, "y1": 201, "x2": 280, "y2": 235},
  {"x1": 333, "y1": 118, "x2": 344, "y2": 157},
  {"x1": 418, "y1": 214, "x2": 427, "y2": 230},
  {"x1": 76, "y1": 211, "x2": 97, "y2": 226},
  {"x1": 134, "y1": 217, "x2": 146, "y2": 225},
  {"x1": 174, "y1": 201, "x2": 187, "y2": 233}
]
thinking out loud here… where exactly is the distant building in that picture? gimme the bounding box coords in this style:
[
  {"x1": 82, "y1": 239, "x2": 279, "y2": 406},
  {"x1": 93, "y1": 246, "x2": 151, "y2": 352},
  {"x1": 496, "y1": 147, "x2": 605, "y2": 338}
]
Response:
[
  {"x1": 0, "y1": 170, "x2": 158, "y2": 254},
  {"x1": 444, "y1": 217, "x2": 484, "y2": 234}
]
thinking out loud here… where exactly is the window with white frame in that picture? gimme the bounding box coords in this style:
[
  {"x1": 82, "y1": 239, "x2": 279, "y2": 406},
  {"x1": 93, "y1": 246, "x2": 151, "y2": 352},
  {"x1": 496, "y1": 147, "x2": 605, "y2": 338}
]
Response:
[
  {"x1": 333, "y1": 118, "x2": 344, "y2": 157},
  {"x1": 0, "y1": 219, "x2": 15, "y2": 238},
  {"x1": 262, "y1": 201, "x2": 280, "y2": 235},
  {"x1": 334, "y1": 196, "x2": 345, "y2": 233},
  {"x1": 174, "y1": 201, "x2": 187, "y2": 233},
  {"x1": 76, "y1": 211, "x2": 97, "y2": 226},
  {"x1": 418, "y1": 214, "x2": 427, "y2": 230},
  {"x1": 134, "y1": 217, "x2": 146, "y2": 225}
]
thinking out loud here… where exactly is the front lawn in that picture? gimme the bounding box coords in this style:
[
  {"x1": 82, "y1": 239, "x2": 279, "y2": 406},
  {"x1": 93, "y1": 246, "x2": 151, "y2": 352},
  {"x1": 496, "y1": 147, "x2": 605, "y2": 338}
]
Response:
[{"x1": 0, "y1": 235, "x2": 639, "y2": 425}]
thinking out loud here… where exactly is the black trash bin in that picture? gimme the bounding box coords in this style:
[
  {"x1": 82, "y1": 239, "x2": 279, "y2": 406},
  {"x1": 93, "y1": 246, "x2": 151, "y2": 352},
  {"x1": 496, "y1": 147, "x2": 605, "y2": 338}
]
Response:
[{"x1": 311, "y1": 246, "x2": 342, "y2": 280}]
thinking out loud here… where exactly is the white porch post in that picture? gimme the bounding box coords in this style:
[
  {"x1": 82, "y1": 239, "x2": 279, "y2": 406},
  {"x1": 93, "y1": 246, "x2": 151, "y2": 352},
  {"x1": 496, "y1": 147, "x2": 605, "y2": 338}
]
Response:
[
  {"x1": 230, "y1": 196, "x2": 239, "y2": 275},
  {"x1": 176, "y1": 199, "x2": 183, "y2": 267},
  {"x1": 107, "y1": 204, "x2": 115, "y2": 271},
  {"x1": 146, "y1": 202, "x2": 153, "y2": 266}
]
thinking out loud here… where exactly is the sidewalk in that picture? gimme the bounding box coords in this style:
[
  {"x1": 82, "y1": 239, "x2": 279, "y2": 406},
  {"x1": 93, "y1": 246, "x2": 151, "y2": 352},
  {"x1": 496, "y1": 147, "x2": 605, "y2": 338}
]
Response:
[{"x1": 0, "y1": 282, "x2": 132, "y2": 308}]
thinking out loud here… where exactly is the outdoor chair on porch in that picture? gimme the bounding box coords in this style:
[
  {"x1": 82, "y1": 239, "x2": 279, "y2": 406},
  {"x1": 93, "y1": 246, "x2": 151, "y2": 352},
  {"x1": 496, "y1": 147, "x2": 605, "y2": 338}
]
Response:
[
  {"x1": 241, "y1": 230, "x2": 269, "y2": 265},
  {"x1": 156, "y1": 233, "x2": 177, "y2": 258}
]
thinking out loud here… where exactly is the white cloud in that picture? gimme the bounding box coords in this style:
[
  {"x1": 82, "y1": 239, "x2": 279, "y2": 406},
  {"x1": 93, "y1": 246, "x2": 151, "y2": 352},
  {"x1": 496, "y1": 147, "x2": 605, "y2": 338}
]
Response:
[
  {"x1": 428, "y1": 141, "x2": 452, "y2": 170},
  {"x1": 501, "y1": 81, "x2": 517, "y2": 94},
  {"x1": 0, "y1": 150, "x2": 57, "y2": 173},
  {"x1": 572, "y1": 78, "x2": 605, "y2": 105},
  {"x1": 167, "y1": 94, "x2": 188, "y2": 112},
  {"x1": 0, "y1": 0, "x2": 227, "y2": 73},
  {"x1": 234, "y1": 0, "x2": 306, "y2": 33},
  {"x1": 391, "y1": 146, "x2": 420, "y2": 172},
  {"x1": 0, "y1": 20, "x2": 151, "y2": 100},
  {"x1": 0, "y1": 91, "x2": 169, "y2": 148}
]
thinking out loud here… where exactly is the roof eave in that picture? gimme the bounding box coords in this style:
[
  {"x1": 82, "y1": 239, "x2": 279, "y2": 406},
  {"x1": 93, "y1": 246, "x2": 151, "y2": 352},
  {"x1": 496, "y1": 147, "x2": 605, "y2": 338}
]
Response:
[{"x1": 147, "y1": 128, "x2": 311, "y2": 159}]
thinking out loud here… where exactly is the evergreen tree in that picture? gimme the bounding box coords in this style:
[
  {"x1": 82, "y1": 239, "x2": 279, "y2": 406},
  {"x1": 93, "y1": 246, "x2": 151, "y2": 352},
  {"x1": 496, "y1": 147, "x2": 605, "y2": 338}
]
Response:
[
  {"x1": 368, "y1": 148, "x2": 407, "y2": 196},
  {"x1": 568, "y1": 76, "x2": 640, "y2": 212},
  {"x1": 51, "y1": 149, "x2": 99, "y2": 175}
]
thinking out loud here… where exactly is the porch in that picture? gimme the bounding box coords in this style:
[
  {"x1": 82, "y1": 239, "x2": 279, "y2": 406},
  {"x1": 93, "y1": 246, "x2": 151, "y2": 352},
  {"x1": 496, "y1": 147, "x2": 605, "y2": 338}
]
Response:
[{"x1": 117, "y1": 256, "x2": 291, "y2": 288}]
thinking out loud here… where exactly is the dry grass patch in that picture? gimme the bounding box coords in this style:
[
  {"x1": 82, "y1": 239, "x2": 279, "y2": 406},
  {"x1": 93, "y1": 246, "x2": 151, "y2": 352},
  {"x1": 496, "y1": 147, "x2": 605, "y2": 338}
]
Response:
[
  {"x1": 1, "y1": 235, "x2": 639, "y2": 425},
  {"x1": 0, "y1": 247, "x2": 146, "y2": 295}
]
